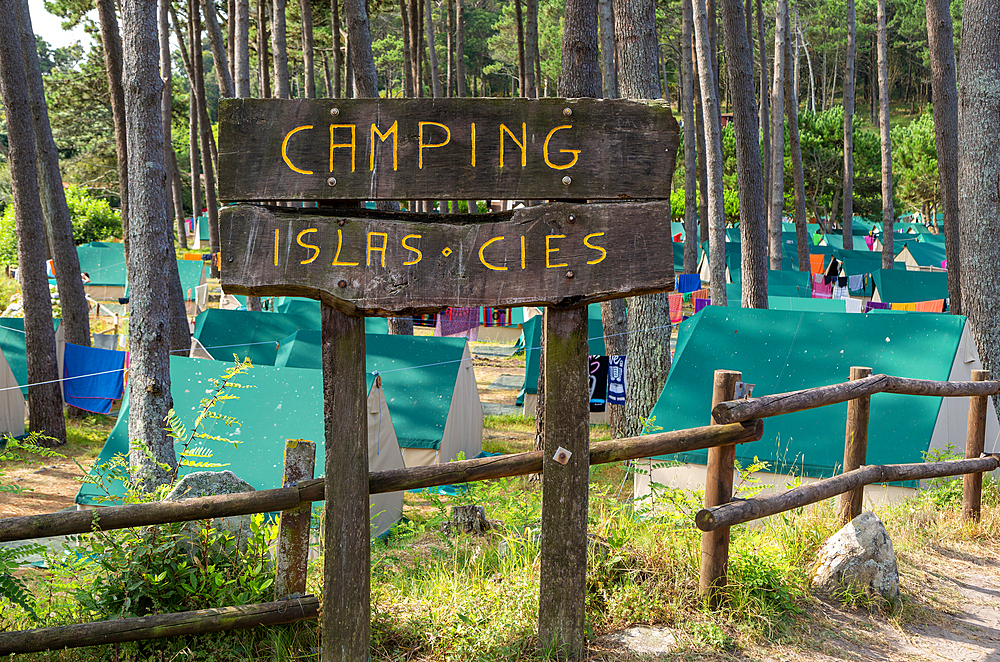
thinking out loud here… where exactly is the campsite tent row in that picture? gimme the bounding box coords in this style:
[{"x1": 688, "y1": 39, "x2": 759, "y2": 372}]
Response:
[{"x1": 0, "y1": 319, "x2": 65, "y2": 438}]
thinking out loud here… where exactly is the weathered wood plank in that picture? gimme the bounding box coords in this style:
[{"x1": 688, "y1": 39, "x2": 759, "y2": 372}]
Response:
[
  {"x1": 220, "y1": 201, "x2": 674, "y2": 314},
  {"x1": 275, "y1": 439, "x2": 316, "y2": 599},
  {"x1": 218, "y1": 98, "x2": 679, "y2": 201},
  {"x1": 0, "y1": 421, "x2": 763, "y2": 544},
  {"x1": 837, "y1": 366, "x2": 872, "y2": 524},
  {"x1": 963, "y1": 369, "x2": 990, "y2": 522}
]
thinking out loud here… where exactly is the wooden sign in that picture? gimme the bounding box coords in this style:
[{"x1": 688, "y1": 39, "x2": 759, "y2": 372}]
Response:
[
  {"x1": 219, "y1": 201, "x2": 675, "y2": 315},
  {"x1": 217, "y1": 98, "x2": 679, "y2": 202}
]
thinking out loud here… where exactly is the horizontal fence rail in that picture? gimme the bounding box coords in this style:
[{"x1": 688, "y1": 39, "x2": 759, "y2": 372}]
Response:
[
  {"x1": 0, "y1": 596, "x2": 319, "y2": 656},
  {"x1": 696, "y1": 455, "x2": 1000, "y2": 532},
  {"x1": 712, "y1": 374, "x2": 1000, "y2": 425},
  {"x1": 0, "y1": 420, "x2": 763, "y2": 545}
]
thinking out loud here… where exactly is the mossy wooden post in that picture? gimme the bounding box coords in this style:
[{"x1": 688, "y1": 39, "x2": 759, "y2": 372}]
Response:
[
  {"x1": 699, "y1": 369, "x2": 742, "y2": 608},
  {"x1": 321, "y1": 305, "x2": 369, "y2": 662},
  {"x1": 275, "y1": 439, "x2": 316, "y2": 599},
  {"x1": 964, "y1": 369, "x2": 990, "y2": 522},
  {"x1": 837, "y1": 366, "x2": 873, "y2": 524},
  {"x1": 538, "y1": 305, "x2": 589, "y2": 658}
]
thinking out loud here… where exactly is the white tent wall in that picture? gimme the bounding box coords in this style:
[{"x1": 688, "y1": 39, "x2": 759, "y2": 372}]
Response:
[
  {"x1": 0, "y1": 349, "x2": 26, "y2": 437},
  {"x1": 367, "y1": 376, "x2": 405, "y2": 538},
  {"x1": 189, "y1": 337, "x2": 215, "y2": 360},
  {"x1": 438, "y1": 344, "x2": 483, "y2": 463}
]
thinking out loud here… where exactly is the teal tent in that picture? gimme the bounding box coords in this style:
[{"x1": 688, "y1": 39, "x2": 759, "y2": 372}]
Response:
[
  {"x1": 636, "y1": 307, "x2": 997, "y2": 498},
  {"x1": 870, "y1": 269, "x2": 949, "y2": 304},
  {"x1": 895, "y1": 241, "x2": 948, "y2": 270},
  {"x1": 77, "y1": 242, "x2": 126, "y2": 298},
  {"x1": 75, "y1": 356, "x2": 406, "y2": 537},
  {"x1": 272, "y1": 296, "x2": 388, "y2": 333},
  {"x1": 723, "y1": 295, "x2": 846, "y2": 313}
]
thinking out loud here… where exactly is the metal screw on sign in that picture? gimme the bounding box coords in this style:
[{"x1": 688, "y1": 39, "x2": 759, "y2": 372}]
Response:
[
  {"x1": 563, "y1": 107, "x2": 572, "y2": 117},
  {"x1": 327, "y1": 177, "x2": 337, "y2": 187},
  {"x1": 338, "y1": 219, "x2": 345, "y2": 226},
  {"x1": 338, "y1": 280, "x2": 347, "y2": 288},
  {"x1": 562, "y1": 176, "x2": 572, "y2": 186},
  {"x1": 567, "y1": 214, "x2": 576, "y2": 223},
  {"x1": 566, "y1": 271, "x2": 574, "y2": 279},
  {"x1": 330, "y1": 107, "x2": 340, "y2": 116}
]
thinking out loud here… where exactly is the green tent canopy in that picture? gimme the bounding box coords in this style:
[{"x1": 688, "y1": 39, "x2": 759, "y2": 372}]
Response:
[
  {"x1": 0, "y1": 318, "x2": 62, "y2": 397},
  {"x1": 76, "y1": 242, "x2": 126, "y2": 288},
  {"x1": 895, "y1": 241, "x2": 948, "y2": 269},
  {"x1": 871, "y1": 268, "x2": 949, "y2": 304}
]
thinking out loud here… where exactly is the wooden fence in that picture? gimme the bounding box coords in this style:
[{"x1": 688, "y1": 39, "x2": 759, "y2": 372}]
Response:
[{"x1": 1, "y1": 368, "x2": 998, "y2": 654}]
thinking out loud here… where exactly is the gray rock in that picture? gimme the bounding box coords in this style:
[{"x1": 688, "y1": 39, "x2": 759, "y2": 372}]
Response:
[
  {"x1": 598, "y1": 626, "x2": 678, "y2": 656},
  {"x1": 811, "y1": 511, "x2": 899, "y2": 604},
  {"x1": 163, "y1": 471, "x2": 256, "y2": 551}
]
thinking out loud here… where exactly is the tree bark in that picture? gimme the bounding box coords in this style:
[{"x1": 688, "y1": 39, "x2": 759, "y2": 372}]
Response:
[
  {"x1": 598, "y1": 0, "x2": 616, "y2": 98},
  {"x1": 524, "y1": 0, "x2": 538, "y2": 98},
  {"x1": 121, "y1": 0, "x2": 177, "y2": 486},
  {"x1": 344, "y1": 0, "x2": 379, "y2": 99},
  {"x1": 693, "y1": 0, "x2": 727, "y2": 305},
  {"x1": 386, "y1": 318, "x2": 414, "y2": 334},
  {"x1": 842, "y1": 0, "x2": 856, "y2": 248},
  {"x1": 445, "y1": 0, "x2": 453, "y2": 96},
  {"x1": 957, "y1": 0, "x2": 1000, "y2": 367},
  {"x1": 96, "y1": 0, "x2": 130, "y2": 257},
  {"x1": 767, "y1": 0, "x2": 786, "y2": 271},
  {"x1": 187, "y1": 91, "x2": 202, "y2": 232},
  {"x1": 271, "y1": 0, "x2": 291, "y2": 97},
  {"x1": 876, "y1": 0, "x2": 893, "y2": 270},
  {"x1": 400, "y1": 0, "x2": 413, "y2": 96},
  {"x1": 15, "y1": 0, "x2": 90, "y2": 349},
  {"x1": 455, "y1": 0, "x2": 465, "y2": 97},
  {"x1": 332, "y1": 0, "x2": 342, "y2": 97},
  {"x1": 301, "y1": 0, "x2": 315, "y2": 97},
  {"x1": 615, "y1": 0, "x2": 674, "y2": 440},
  {"x1": 0, "y1": 6, "x2": 66, "y2": 447},
  {"x1": 190, "y1": 0, "x2": 222, "y2": 277},
  {"x1": 756, "y1": 0, "x2": 769, "y2": 198},
  {"x1": 719, "y1": 0, "x2": 767, "y2": 308},
  {"x1": 234, "y1": 0, "x2": 251, "y2": 96},
  {"x1": 203, "y1": 0, "x2": 235, "y2": 97},
  {"x1": 170, "y1": 150, "x2": 188, "y2": 250},
  {"x1": 257, "y1": 0, "x2": 271, "y2": 97},
  {"x1": 681, "y1": 0, "x2": 699, "y2": 275},
  {"x1": 780, "y1": 8, "x2": 807, "y2": 275},
  {"x1": 695, "y1": 63, "x2": 709, "y2": 245},
  {"x1": 425, "y1": 0, "x2": 441, "y2": 96},
  {"x1": 514, "y1": 0, "x2": 525, "y2": 95},
  {"x1": 926, "y1": 0, "x2": 960, "y2": 311}
]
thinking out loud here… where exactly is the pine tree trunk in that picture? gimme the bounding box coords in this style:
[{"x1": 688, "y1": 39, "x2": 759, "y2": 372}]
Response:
[
  {"x1": 203, "y1": 0, "x2": 234, "y2": 97},
  {"x1": 681, "y1": 0, "x2": 699, "y2": 275},
  {"x1": 0, "y1": 10, "x2": 67, "y2": 447},
  {"x1": 170, "y1": 150, "x2": 188, "y2": 250},
  {"x1": 97, "y1": 0, "x2": 130, "y2": 256},
  {"x1": 926, "y1": 0, "x2": 961, "y2": 311},
  {"x1": 598, "y1": 0, "x2": 616, "y2": 97},
  {"x1": 767, "y1": 0, "x2": 786, "y2": 270},
  {"x1": 755, "y1": 0, "x2": 769, "y2": 198},
  {"x1": 227, "y1": 0, "x2": 236, "y2": 82},
  {"x1": 400, "y1": 0, "x2": 413, "y2": 96},
  {"x1": 332, "y1": 0, "x2": 341, "y2": 97},
  {"x1": 258, "y1": 0, "x2": 271, "y2": 97},
  {"x1": 387, "y1": 318, "x2": 414, "y2": 334},
  {"x1": 514, "y1": 0, "x2": 525, "y2": 95},
  {"x1": 301, "y1": 0, "x2": 315, "y2": 97},
  {"x1": 190, "y1": 0, "x2": 222, "y2": 276},
  {"x1": 272, "y1": 0, "x2": 291, "y2": 97},
  {"x1": 842, "y1": 0, "x2": 856, "y2": 248},
  {"x1": 719, "y1": 0, "x2": 767, "y2": 307},
  {"x1": 455, "y1": 0, "x2": 465, "y2": 96},
  {"x1": 424, "y1": 0, "x2": 441, "y2": 96},
  {"x1": 783, "y1": 9, "x2": 809, "y2": 275},
  {"x1": 957, "y1": 0, "x2": 1000, "y2": 369},
  {"x1": 187, "y1": 92, "x2": 202, "y2": 228},
  {"x1": 876, "y1": 0, "x2": 894, "y2": 270},
  {"x1": 445, "y1": 0, "x2": 453, "y2": 96},
  {"x1": 15, "y1": 0, "x2": 90, "y2": 348},
  {"x1": 524, "y1": 0, "x2": 538, "y2": 98},
  {"x1": 121, "y1": 0, "x2": 177, "y2": 486},
  {"x1": 695, "y1": 66, "x2": 709, "y2": 245}
]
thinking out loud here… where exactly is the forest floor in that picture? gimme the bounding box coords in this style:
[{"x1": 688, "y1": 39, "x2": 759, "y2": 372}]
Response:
[{"x1": 3, "y1": 339, "x2": 1000, "y2": 661}]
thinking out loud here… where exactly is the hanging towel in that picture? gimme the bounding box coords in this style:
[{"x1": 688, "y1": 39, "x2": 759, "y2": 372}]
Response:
[
  {"x1": 848, "y1": 274, "x2": 865, "y2": 291},
  {"x1": 941, "y1": 260, "x2": 948, "y2": 269},
  {"x1": 845, "y1": 298, "x2": 864, "y2": 313},
  {"x1": 810, "y1": 254, "x2": 825, "y2": 274},
  {"x1": 832, "y1": 284, "x2": 849, "y2": 299},
  {"x1": 607, "y1": 355, "x2": 626, "y2": 405},
  {"x1": 865, "y1": 301, "x2": 890, "y2": 312},
  {"x1": 865, "y1": 236, "x2": 875, "y2": 251},
  {"x1": 63, "y1": 342, "x2": 126, "y2": 415},
  {"x1": 694, "y1": 298, "x2": 711, "y2": 313},
  {"x1": 435, "y1": 307, "x2": 480, "y2": 339},
  {"x1": 588, "y1": 355, "x2": 609, "y2": 413},
  {"x1": 669, "y1": 292, "x2": 684, "y2": 323},
  {"x1": 676, "y1": 273, "x2": 701, "y2": 293},
  {"x1": 915, "y1": 299, "x2": 945, "y2": 312},
  {"x1": 812, "y1": 282, "x2": 833, "y2": 299},
  {"x1": 891, "y1": 302, "x2": 916, "y2": 311}
]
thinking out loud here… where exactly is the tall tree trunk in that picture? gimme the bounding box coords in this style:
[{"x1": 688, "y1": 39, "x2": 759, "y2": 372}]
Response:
[
  {"x1": 257, "y1": 0, "x2": 271, "y2": 97},
  {"x1": 694, "y1": 0, "x2": 727, "y2": 303},
  {"x1": 400, "y1": 0, "x2": 413, "y2": 96},
  {"x1": 344, "y1": 0, "x2": 379, "y2": 97},
  {"x1": 524, "y1": 0, "x2": 538, "y2": 98},
  {"x1": 187, "y1": 92, "x2": 203, "y2": 229},
  {"x1": 203, "y1": 0, "x2": 235, "y2": 97},
  {"x1": 332, "y1": 0, "x2": 342, "y2": 97},
  {"x1": 681, "y1": 0, "x2": 699, "y2": 275},
  {"x1": 877, "y1": 0, "x2": 894, "y2": 270},
  {"x1": 272, "y1": 0, "x2": 291, "y2": 97},
  {"x1": 514, "y1": 0, "x2": 525, "y2": 95},
  {"x1": 598, "y1": 0, "x2": 616, "y2": 97},
  {"x1": 719, "y1": 0, "x2": 767, "y2": 308},
  {"x1": 695, "y1": 66, "x2": 709, "y2": 246},
  {"x1": 191, "y1": 0, "x2": 223, "y2": 276},
  {"x1": 783, "y1": 9, "x2": 809, "y2": 275},
  {"x1": 767, "y1": 0, "x2": 786, "y2": 270},
  {"x1": 455, "y1": 0, "x2": 465, "y2": 96},
  {"x1": 97, "y1": 0, "x2": 130, "y2": 257},
  {"x1": 926, "y1": 0, "x2": 961, "y2": 312},
  {"x1": 171, "y1": 150, "x2": 188, "y2": 249},
  {"x1": 15, "y1": 0, "x2": 90, "y2": 349},
  {"x1": 227, "y1": 0, "x2": 236, "y2": 83},
  {"x1": 0, "y1": 7, "x2": 67, "y2": 447},
  {"x1": 301, "y1": 0, "x2": 315, "y2": 97},
  {"x1": 445, "y1": 0, "x2": 453, "y2": 96},
  {"x1": 842, "y1": 0, "x2": 856, "y2": 248},
  {"x1": 121, "y1": 0, "x2": 176, "y2": 486},
  {"x1": 957, "y1": 0, "x2": 1000, "y2": 370},
  {"x1": 425, "y1": 0, "x2": 441, "y2": 96},
  {"x1": 755, "y1": 0, "x2": 769, "y2": 198}
]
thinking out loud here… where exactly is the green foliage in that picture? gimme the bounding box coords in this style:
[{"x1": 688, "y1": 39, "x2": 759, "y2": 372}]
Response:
[
  {"x1": 919, "y1": 442, "x2": 965, "y2": 507},
  {"x1": 891, "y1": 110, "x2": 940, "y2": 214}
]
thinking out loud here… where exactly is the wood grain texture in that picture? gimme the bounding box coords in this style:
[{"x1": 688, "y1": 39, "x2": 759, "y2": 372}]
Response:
[
  {"x1": 0, "y1": 421, "x2": 763, "y2": 544},
  {"x1": 837, "y1": 366, "x2": 872, "y2": 525},
  {"x1": 0, "y1": 596, "x2": 318, "y2": 655},
  {"x1": 538, "y1": 306, "x2": 590, "y2": 658},
  {"x1": 696, "y1": 456, "x2": 1000, "y2": 531},
  {"x1": 218, "y1": 97, "x2": 679, "y2": 201},
  {"x1": 275, "y1": 439, "x2": 316, "y2": 599},
  {"x1": 964, "y1": 369, "x2": 990, "y2": 522},
  {"x1": 321, "y1": 305, "x2": 369, "y2": 662},
  {"x1": 220, "y1": 201, "x2": 674, "y2": 314}
]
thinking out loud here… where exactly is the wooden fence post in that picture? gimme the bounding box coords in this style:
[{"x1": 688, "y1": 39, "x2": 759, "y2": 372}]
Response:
[
  {"x1": 964, "y1": 369, "x2": 990, "y2": 522},
  {"x1": 321, "y1": 304, "x2": 369, "y2": 662},
  {"x1": 275, "y1": 439, "x2": 316, "y2": 599},
  {"x1": 837, "y1": 366, "x2": 873, "y2": 524},
  {"x1": 699, "y1": 369, "x2": 742, "y2": 608},
  {"x1": 537, "y1": 306, "x2": 590, "y2": 659}
]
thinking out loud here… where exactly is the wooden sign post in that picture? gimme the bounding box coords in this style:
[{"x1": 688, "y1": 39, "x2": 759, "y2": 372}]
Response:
[{"x1": 217, "y1": 97, "x2": 678, "y2": 662}]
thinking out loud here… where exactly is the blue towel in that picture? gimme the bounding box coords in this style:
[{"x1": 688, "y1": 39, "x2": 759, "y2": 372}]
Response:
[
  {"x1": 676, "y1": 273, "x2": 701, "y2": 293},
  {"x1": 63, "y1": 343, "x2": 126, "y2": 414}
]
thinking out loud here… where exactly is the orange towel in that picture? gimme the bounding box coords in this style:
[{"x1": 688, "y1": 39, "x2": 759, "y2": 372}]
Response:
[
  {"x1": 915, "y1": 299, "x2": 944, "y2": 312},
  {"x1": 182, "y1": 253, "x2": 202, "y2": 261},
  {"x1": 809, "y1": 254, "x2": 825, "y2": 274}
]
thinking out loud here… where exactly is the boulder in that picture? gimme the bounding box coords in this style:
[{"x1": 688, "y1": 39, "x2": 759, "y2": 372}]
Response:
[
  {"x1": 163, "y1": 470, "x2": 256, "y2": 551},
  {"x1": 811, "y1": 511, "x2": 899, "y2": 604}
]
